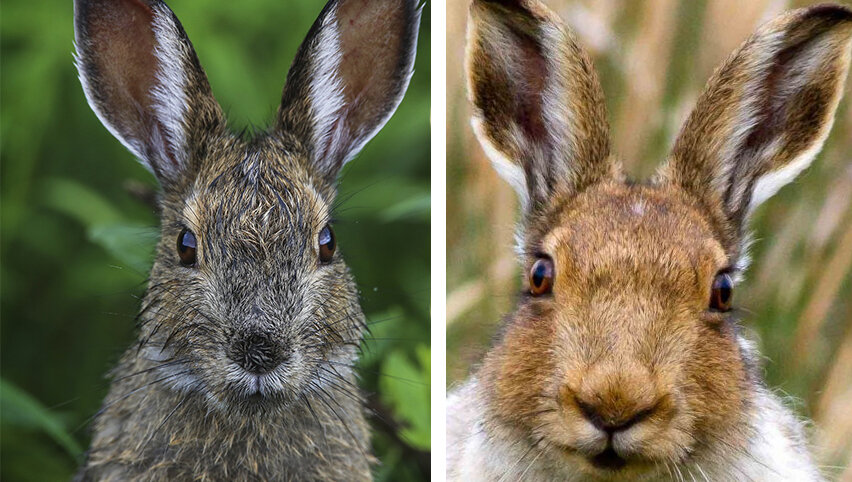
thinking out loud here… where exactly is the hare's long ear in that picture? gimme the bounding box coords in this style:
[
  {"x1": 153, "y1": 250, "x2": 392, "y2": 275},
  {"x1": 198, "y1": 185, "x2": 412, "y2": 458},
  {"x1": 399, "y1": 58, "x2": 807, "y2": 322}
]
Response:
[
  {"x1": 660, "y1": 5, "x2": 852, "y2": 247},
  {"x1": 277, "y1": 0, "x2": 421, "y2": 182},
  {"x1": 466, "y1": 0, "x2": 614, "y2": 212},
  {"x1": 74, "y1": 0, "x2": 223, "y2": 188}
]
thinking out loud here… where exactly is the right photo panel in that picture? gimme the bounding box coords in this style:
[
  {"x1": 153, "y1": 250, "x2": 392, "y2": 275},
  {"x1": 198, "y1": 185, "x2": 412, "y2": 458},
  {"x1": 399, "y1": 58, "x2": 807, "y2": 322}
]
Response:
[{"x1": 446, "y1": 0, "x2": 852, "y2": 480}]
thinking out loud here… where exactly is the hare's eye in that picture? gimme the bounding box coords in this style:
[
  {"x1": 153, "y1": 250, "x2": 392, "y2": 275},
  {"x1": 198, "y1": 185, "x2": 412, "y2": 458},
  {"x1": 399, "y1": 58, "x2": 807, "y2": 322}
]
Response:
[
  {"x1": 177, "y1": 229, "x2": 197, "y2": 266},
  {"x1": 709, "y1": 272, "x2": 733, "y2": 311},
  {"x1": 318, "y1": 224, "x2": 336, "y2": 263},
  {"x1": 529, "y1": 257, "x2": 554, "y2": 296}
]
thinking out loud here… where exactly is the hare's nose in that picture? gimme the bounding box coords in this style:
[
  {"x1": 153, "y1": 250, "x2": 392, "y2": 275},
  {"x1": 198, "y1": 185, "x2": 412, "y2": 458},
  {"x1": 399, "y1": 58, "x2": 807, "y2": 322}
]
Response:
[
  {"x1": 562, "y1": 363, "x2": 667, "y2": 435},
  {"x1": 575, "y1": 397, "x2": 656, "y2": 435},
  {"x1": 228, "y1": 332, "x2": 285, "y2": 374}
]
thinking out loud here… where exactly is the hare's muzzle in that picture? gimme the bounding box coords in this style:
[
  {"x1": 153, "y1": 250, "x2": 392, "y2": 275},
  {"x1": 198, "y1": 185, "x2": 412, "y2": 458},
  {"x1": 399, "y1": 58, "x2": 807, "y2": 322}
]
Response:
[{"x1": 556, "y1": 362, "x2": 675, "y2": 471}]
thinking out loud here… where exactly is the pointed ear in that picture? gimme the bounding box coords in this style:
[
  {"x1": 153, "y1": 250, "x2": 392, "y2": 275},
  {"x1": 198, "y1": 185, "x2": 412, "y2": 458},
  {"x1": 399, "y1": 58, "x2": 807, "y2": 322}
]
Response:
[
  {"x1": 660, "y1": 5, "x2": 852, "y2": 241},
  {"x1": 466, "y1": 0, "x2": 614, "y2": 212},
  {"x1": 277, "y1": 0, "x2": 422, "y2": 183},
  {"x1": 74, "y1": 0, "x2": 224, "y2": 188}
]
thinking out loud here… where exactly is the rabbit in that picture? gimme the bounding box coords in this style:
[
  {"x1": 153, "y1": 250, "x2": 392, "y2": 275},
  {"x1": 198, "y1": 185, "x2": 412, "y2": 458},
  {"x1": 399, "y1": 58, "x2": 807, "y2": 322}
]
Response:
[
  {"x1": 449, "y1": 0, "x2": 852, "y2": 480},
  {"x1": 71, "y1": 0, "x2": 420, "y2": 480}
]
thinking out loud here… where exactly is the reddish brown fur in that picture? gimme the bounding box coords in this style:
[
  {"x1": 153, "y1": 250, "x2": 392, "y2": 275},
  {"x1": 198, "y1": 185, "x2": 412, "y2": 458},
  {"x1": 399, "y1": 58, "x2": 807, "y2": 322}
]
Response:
[{"x1": 453, "y1": 0, "x2": 852, "y2": 479}]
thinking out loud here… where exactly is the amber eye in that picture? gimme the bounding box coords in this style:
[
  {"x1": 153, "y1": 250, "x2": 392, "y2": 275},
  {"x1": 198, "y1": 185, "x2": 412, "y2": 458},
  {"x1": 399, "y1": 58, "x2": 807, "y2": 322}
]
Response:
[
  {"x1": 177, "y1": 229, "x2": 197, "y2": 266},
  {"x1": 709, "y1": 272, "x2": 733, "y2": 312},
  {"x1": 318, "y1": 224, "x2": 335, "y2": 263},
  {"x1": 529, "y1": 257, "x2": 554, "y2": 296}
]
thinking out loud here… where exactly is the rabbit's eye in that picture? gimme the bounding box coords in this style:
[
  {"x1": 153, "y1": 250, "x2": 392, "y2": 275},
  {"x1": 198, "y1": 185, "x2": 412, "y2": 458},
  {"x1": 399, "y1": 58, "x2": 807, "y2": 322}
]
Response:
[
  {"x1": 529, "y1": 257, "x2": 554, "y2": 296},
  {"x1": 318, "y1": 224, "x2": 336, "y2": 263},
  {"x1": 709, "y1": 272, "x2": 733, "y2": 311},
  {"x1": 177, "y1": 228, "x2": 197, "y2": 266}
]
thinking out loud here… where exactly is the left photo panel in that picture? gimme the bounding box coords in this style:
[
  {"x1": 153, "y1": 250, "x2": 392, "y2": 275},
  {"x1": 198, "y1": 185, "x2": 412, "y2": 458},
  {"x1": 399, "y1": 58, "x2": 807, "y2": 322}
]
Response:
[{"x1": 0, "y1": 0, "x2": 430, "y2": 480}]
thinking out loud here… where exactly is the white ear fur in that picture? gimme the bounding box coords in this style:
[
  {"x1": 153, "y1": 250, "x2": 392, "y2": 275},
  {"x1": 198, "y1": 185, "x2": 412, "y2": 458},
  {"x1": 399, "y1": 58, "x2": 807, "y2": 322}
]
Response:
[
  {"x1": 749, "y1": 138, "x2": 825, "y2": 212},
  {"x1": 148, "y1": 3, "x2": 191, "y2": 170},
  {"x1": 471, "y1": 117, "x2": 530, "y2": 210},
  {"x1": 306, "y1": 10, "x2": 348, "y2": 166}
]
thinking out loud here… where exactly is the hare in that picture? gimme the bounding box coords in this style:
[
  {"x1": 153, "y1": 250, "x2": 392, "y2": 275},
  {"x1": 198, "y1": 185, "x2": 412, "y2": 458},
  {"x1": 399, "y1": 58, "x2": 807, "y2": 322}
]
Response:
[
  {"x1": 449, "y1": 0, "x2": 852, "y2": 480},
  {"x1": 72, "y1": 0, "x2": 420, "y2": 479}
]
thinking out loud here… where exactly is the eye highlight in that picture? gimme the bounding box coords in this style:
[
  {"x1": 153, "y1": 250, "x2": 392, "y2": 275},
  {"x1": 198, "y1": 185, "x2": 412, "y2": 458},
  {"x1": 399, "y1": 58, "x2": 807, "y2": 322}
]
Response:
[
  {"x1": 318, "y1": 224, "x2": 336, "y2": 263},
  {"x1": 529, "y1": 257, "x2": 554, "y2": 296},
  {"x1": 177, "y1": 228, "x2": 197, "y2": 266},
  {"x1": 709, "y1": 272, "x2": 733, "y2": 312}
]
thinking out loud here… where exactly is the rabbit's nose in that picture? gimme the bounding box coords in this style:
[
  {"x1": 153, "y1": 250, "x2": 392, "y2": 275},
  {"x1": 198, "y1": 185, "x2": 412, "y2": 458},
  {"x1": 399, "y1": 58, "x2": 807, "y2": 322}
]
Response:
[
  {"x1": 561, "y1": 363, "x2": 667, "y2": 435},
  {"x1": 575, "y1": 397, "x2": 656, "y2": 434},
  {"x1": 228, "y1": 332, "x2": 285, "y2": 374}
]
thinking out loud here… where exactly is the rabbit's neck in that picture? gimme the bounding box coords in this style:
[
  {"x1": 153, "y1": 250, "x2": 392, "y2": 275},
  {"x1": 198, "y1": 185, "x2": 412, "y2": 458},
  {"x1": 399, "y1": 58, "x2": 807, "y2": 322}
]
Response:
[{"x1": 78, "y1": 348, "x2": 372, "y2": 481}]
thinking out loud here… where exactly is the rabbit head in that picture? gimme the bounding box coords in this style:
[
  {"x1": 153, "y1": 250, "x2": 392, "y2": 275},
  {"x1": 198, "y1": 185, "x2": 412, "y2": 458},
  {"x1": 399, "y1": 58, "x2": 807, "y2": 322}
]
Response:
[
  {"x1": 74, "y1": 0, "x2": 420, "y2": 414},
  {"x1": 467, "y1": 0, "x2": 851, "y2": 477}
]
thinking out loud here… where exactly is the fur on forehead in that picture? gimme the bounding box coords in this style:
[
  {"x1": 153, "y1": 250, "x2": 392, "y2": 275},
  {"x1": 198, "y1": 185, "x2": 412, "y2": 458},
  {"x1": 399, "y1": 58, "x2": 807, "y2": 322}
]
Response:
[
  {"x1": 175, "y1": 138, "x2": 332, "y2": 249},
  {"x1": 530, "y1": 183, "x2": 730, "y2": 275}
]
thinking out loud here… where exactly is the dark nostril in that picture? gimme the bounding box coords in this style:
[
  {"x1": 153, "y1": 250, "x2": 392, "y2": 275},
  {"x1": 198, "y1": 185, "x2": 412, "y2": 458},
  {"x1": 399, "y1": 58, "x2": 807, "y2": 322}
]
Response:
[
  {"x1": 576, "y1": 398, "x2": 656, "y2": 434},
  {"x1": 229, "y1": 333, "x2": 285, "y2": 374}
]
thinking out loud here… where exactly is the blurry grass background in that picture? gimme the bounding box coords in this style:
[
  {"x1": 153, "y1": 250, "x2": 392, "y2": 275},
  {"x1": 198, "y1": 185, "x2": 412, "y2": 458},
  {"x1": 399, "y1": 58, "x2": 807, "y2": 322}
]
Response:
[
  {"x1": 447, "y1": 0, "x2": 852, "y2": 478},
  {"x1": 0, "y1": 0, "x2": 430, "y2": 480}
]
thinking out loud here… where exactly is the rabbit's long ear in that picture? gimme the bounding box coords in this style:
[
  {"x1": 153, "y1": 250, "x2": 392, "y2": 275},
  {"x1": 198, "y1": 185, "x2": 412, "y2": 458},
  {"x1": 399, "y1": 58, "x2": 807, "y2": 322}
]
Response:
[
  {"x1": 660, "y1": 6, "x2": 852, "y2": 243},
  {"x1": 277, "y1": 0, "x2": 421, "y2": 182},
  {"x1": 466, "y1": 0, "x2": 614, "y2": 212},
  {"x1": 74, "y1": 0, "x2": 223, "y2": 187}
]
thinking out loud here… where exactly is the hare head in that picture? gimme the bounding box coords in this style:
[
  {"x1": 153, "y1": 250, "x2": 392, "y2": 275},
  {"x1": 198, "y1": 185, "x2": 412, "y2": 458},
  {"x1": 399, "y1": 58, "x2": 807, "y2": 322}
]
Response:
[
  {"x1": 74, "y1": 0, "x2": 420, "y2": 414},
  {"x1": 467, "y1": 0, "x2": 851, "y2": 477}
]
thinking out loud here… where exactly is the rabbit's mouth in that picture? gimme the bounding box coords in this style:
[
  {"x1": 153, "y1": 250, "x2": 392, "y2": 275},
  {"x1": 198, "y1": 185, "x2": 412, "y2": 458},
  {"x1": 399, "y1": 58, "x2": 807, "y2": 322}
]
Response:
[
  {"x1": 588, "y1": 447, "x2": 626, "y2": 470},
  {"x1": 234, "y1": 375, "x2": 291, "y2": 407},
  {"x1": 552, "y1": 439, "x2": 675, "y2": 478},
  {"x1": 215, "y1": 353, "x2": 308, "y2": 412}
]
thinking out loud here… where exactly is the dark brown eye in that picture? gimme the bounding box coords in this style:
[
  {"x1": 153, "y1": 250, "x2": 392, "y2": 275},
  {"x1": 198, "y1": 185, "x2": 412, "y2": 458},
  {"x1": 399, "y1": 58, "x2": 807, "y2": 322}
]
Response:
[
  {"x1": 177, "y1": 228, "x2": 197, "y2": 266},
  {"x1": 710, "y1": 272, "x2": 733, "y2": 312},
  {"x1": 529, "y1": 257, "x2": 554, "y2": 296},
  {"x1": 318, "y1": 224, "x2": 335, "y2": 263}
]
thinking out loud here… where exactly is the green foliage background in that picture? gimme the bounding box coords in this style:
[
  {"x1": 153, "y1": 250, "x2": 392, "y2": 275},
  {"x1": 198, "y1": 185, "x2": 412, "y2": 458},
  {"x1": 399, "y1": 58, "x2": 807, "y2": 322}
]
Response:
[{"x1": 0, "y1": 1, "x2": 431, "y2": 480}]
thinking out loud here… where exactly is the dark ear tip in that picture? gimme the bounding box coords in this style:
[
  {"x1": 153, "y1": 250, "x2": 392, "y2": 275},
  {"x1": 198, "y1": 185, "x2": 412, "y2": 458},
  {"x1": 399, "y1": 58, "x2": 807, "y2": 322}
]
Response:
[
  {"x1": 470, "y1": 0, "x2": 532, "y2": 14},
  {"x1": 470, "y1": 0, "x2": 553, "y2": 27},
  {"x1": 800, "y1": 3, "x2": 852, "y2": 23}
]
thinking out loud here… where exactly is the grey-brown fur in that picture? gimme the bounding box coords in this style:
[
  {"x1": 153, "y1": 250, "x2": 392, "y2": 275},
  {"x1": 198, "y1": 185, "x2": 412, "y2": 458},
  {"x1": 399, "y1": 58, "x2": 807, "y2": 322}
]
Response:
[{"x1": 72, "y1": 0, "x2": 421, "y2": 480}]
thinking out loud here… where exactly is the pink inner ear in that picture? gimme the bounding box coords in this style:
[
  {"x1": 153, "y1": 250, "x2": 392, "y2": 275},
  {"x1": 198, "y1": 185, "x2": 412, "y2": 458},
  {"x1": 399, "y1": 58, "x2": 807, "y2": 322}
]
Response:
[
  {"x1": 473, "y1": 20, "x2": 549, "y2": 157},
  {"x1": 84, "y1": 0, "x2": 175, "y2": 166},
  {"x1": 335, "y1": 0, "x2": 410, "y2": 134},
  {"x1": 508, "y1": 26, "x2": 547, "y2": 144}
]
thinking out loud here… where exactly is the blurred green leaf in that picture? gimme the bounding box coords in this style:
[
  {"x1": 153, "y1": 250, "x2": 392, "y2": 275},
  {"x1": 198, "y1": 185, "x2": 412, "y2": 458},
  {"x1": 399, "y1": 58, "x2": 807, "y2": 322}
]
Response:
[
  {"x1": 41, "y1": 177, "x2": 157, "y2": 272},
  {"x1": 381, "y1": 193, "x2": 430, "y2": 223},
  {"x1": 358, "y1": 307, "x2": 412, "y2": 368},
  {"x1": 88, "y1": 224, "x2": 158, "y2": 273},
  {"x1": 0, "y1": 378, "x2": 82, "y2": 459},
  {"x1": 380, "y1": 347, "x2": 431, "y2": 450},
  {"x1": 41, "y1": 178, "x2": 123, "y2": 226}
]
